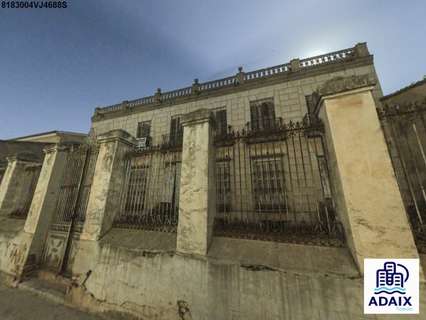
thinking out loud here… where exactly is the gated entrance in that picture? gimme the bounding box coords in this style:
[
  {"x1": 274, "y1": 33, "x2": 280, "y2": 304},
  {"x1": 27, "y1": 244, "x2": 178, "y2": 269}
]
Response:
[{"x1": 41, "y1": 144, "x2": 99, "y2": 275}]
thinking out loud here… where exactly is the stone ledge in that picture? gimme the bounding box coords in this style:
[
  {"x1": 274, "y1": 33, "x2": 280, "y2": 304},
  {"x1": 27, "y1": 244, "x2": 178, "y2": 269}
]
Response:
[
  {"x1": 208, "y1": 236, "x2": 359, "y2": 277},
  {"x1": 99, "y1": 228, "x2": 177, "y2": 252},
  {"x1": 97, "y1": 129, "x2": 136, "y2": 146},
  {"x1": 6, "y1": 152, "x2": 41, "y2": 164},
  {"x1": 43, "y1": 142, "x2": 82, "y2": 154},
  {"x1": 98, "y1": 228, "x2": 358, "y2": 277}
]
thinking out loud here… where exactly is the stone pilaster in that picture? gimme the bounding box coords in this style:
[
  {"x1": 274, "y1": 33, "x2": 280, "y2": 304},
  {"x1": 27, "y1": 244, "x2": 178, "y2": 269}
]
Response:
[
  {"x1": 314, "y1": 75, "x2": 420, "y2": 274},
  {"x1": 22, "y1": 145, "x2": 71, "y2": 266},
  {"x1": 0, "y1": 153, "x2": 41, "y2": 217},
  {"x1": 177, "y1": 109, "x2": 216, "y2": 256},
  {"x1": 81, "y1": 130, "x2": 135, "y2": 241}
]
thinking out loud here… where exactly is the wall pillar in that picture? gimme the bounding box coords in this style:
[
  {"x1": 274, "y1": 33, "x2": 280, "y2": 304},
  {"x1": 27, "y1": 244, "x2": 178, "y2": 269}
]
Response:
[
  {"x1": 177, "y1": 109, "x2": 216, "y2": 256},
  {"x1": 6, "y1": 145, "x2": 69, "y2": 279},
  {"x1": 314, "y1": 75, "x2": 420, "y2": 274},
  {"x1": 0, "y1": 154, "x2": 40, "y2": 217},
  {"x1": 81, "y1": 130, "x2": 135, "y2": 241}
]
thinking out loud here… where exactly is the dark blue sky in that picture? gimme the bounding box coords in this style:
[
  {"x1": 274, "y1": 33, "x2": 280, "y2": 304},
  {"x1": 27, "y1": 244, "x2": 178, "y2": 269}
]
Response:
[{"x1": 1, "y1": 0, "x2": 425, "y2": 139}]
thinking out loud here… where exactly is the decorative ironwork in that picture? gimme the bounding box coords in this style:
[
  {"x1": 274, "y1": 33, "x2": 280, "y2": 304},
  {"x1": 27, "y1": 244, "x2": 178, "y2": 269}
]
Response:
[
  {"x1": 114, "y1": 145, "x2": 182, "y2": 232},
  {"x1": 50, "y1": 144, "x2": 99, "y2": 231},
  {"x1": 162, "y1": 132, "x2": 184, "y2": 149},
  {"x1": 378, "y1": 99, "x2": 426, "y2": 252},
  {"x1": 41, "y1": 143, "x2": 99, "y2": 274},
  {"x1": 214, "y1": 119, "x2": 344, "y2": 246}
]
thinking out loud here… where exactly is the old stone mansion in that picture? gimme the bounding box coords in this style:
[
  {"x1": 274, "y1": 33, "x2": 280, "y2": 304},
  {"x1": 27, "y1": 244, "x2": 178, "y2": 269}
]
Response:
[{"x1": 0, "y1": 42, "x2": 425, "y2": 319}]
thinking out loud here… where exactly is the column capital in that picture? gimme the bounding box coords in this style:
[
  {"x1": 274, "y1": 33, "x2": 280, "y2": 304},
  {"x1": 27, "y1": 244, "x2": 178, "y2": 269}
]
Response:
[
  {"x1": 319, "y1": 74, "x2": 376, "y2": 97},
  {"x1": 6, "y1": 152, "x2": 40, "y2": 164},
  {"x1": 312, "y1": 74, "x2": 376, "y2": 116},
  {"x1": 181, "y1": 108, "x2": 214, "y2": 127},
  {"x1": 43, "y1": 142, "x2": 80, "y2": 155},
  {"x1": 97, "y1": 129, "x2": 136, "y2": 146}
]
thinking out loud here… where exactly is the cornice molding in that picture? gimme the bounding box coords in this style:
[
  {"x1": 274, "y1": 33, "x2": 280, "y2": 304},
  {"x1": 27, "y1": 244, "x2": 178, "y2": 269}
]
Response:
[{"x1": 92, "y1": 55, "x2": 374, "y2": 123}]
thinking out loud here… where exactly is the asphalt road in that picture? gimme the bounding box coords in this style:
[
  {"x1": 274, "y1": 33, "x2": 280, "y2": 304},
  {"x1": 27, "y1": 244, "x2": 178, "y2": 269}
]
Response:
[{"x1": 0, "y1": 283, "x2": 104, "y2": 320}]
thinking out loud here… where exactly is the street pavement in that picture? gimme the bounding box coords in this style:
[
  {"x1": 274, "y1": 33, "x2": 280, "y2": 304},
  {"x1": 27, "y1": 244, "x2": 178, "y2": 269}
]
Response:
[{"x1": 0, "y1": 283, "x2": 104, "y2": 320}]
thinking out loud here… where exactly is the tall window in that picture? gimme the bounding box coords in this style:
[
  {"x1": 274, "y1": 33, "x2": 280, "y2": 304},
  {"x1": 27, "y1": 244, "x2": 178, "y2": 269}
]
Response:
[
  {"x1": 124, "y1": 165, "x2": 149, "y2": 214},
  {"x1": 214, "y1": 109, "x2": 228, "y2": 136},
  {"x1": 216, "y1": 161, "x2": 231, "y2": 212},
  {"x1": 305, "y1": 95, "x2": 315, "y2": 114},
  {"x1": 252, "y1": 156, "x2": 286, "y2": 212},
  {"x1": 250, "y1": 99, "x2": 276, "y2": 131},
  {"x1": 170, "y1": 116, "x2": 183, "y2": 146},
  {"x1": 137, "y1": 121, "x2": 151, "y2": 138}
]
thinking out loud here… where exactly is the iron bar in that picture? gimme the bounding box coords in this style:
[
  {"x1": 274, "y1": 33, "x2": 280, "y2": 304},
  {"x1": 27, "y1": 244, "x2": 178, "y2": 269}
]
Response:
[{"x1": 213, "y1": 121, "x2": 342, "y2": 245}]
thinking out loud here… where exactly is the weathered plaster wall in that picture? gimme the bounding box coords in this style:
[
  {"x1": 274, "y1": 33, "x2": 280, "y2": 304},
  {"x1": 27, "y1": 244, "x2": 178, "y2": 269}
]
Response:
[
  {"x1": 91, "y1": 64, "x2": 382, "y2": 145},
  {"x1": 0, "y1": 217, "x2": 32, "y2": 277},
  {"x1": 62, "y1": 229, "x2": 426, "y2": 320}
]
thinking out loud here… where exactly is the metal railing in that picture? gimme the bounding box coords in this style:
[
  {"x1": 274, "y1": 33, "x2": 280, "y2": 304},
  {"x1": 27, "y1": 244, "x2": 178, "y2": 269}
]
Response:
[
  {"x1": 51, "y1": 144, "x2": 99, "y2": 232},
  {"x1": 162, "y1": 132, "x2": 184, "y2": 149},
  {"x1": 10, "y1": 165, "x2": 41, "y2": 219},
  {"x1": 378, "y1": 99, "x2": 426, "y2": 252},
  {"x1": 96, "y1": 46, "x2": 356, "y2": 116},
  {"x1": 114, "y1": 146, "x2": 182, "y2": 232},
  {"x1": 213, "y1": 119, "x2": 344, "y2": 246}
]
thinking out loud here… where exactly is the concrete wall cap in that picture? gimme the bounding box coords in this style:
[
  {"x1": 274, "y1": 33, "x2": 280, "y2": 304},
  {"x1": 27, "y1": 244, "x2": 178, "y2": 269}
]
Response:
[
  {"x1": 309, "y1": 74, "x2": 376, "y2": 116},
  {"x1": 6, "y1": 152, "x2": 41, "y2": 164},
  {"x1": 97, "y1": 129, "x2": 136, "y2": 145},
  {"x1": 43, "y1": 142, "x2": 81, "y2": 154},
  {"x1": 181, "y1": 108, "x2": 214, "y2": 127},
  {"x1": 318, "y1": 74, "x2": 376, "y2": 97}
]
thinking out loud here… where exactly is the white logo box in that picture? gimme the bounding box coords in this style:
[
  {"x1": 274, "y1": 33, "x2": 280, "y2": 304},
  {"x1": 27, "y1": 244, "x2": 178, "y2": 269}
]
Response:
[{"x1": 364, "y1": 258, "x2": 419, "y2": 314}]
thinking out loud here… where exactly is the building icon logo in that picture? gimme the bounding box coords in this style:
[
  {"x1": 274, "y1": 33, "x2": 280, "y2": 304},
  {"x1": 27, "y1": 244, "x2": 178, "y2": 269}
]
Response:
[
  {"x1": 364, "y1": 259, "x2": 419, "y2": 314},
  {"x1": 374, "y1": 261, "x2": 408, "y2": 294}
]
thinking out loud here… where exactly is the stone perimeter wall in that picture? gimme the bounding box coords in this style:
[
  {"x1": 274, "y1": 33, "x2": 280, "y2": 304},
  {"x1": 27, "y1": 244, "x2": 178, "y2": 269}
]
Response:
[
  {"x1": 66, "y1": 230, "x2": 426, "y2": 320},
  {"x1": 1, "y1": 222, "x2": 426, "y2": 319}
]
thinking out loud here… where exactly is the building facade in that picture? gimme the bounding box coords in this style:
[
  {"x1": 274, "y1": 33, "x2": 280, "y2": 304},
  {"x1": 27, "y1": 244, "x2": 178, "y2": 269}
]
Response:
[
  {"x1": 0, "y1": 43, "x2": 425, "y2": 320},
  {"x1": 91, "y1": 43, "x2": 382, "y2": 144}
]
